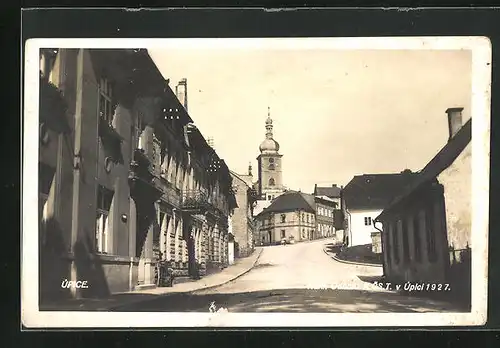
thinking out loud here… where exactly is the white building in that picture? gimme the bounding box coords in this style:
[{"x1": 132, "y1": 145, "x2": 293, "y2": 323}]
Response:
[{"x1": 342, "y1": 172, "x2": 418, "y2": 248}]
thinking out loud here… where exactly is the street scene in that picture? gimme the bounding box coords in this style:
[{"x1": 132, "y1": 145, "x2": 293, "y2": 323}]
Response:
[
  {"x1": 114, "y1": 239, "x2": 467, "y2": 313},
  {"x1": 34, "y1": 42, "x2": 474, "y2": 315}
]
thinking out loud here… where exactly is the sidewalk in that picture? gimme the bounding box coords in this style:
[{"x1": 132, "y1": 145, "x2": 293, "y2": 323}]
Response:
[
  {"x1": 323, "y1": 244, "x2": 382, "y2": 268},
  {"x1": 40, "y1": 247, "x2": 263, "y2": 311}
]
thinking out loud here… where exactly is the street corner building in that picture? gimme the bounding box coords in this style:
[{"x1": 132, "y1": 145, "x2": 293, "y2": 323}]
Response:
[
  {"x1": 38, "y1": 48, "x2": 237, "y2": 303},
  {"x1": 255, "y1": 190, "x2": 319, "y2": 245},
  {"x1": 228, "y1": 166, "x2": 260, "y2": 259},
  {"x1": 376, "y1": 107, "x2": 472, "y2": 305},
  {"x1": 342, "y1": 171, "x2": 419, "y2": 251}
]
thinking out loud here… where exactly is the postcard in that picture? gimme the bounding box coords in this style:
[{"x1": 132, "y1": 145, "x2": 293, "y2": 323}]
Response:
[{"x1": 22, "y1": 36, "x2": 491, "y2": 328}]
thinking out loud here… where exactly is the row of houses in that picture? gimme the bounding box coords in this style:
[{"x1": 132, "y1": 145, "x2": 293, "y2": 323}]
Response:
[
  {"x1": 254, "y1": 185, "x2": 344, "y2": 245},
  {"x1": 340, "y1": 107, "x2": 471, "y2": 302},
  {"x1": 246, "y1": 100, "x2": 471, "y2": 303},
  {"x1": 38, "y1": 48, "x2": 247, "y2": 303}
]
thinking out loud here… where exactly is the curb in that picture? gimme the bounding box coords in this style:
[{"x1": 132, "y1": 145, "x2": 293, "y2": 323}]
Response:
[
  {"x1": 322, "y1": 247, "x2": 382, "y2": 268},
  {"x1": 189, "y1": 247, "x2": 263, "y2": 293},
  {"x1": 108, "y1": 248, "x2": 264, "y2": 310}
]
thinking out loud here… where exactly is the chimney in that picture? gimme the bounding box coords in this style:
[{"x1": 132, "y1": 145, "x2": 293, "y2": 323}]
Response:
[
  {"x1": 175, "y1": 78, "x2": 188, "y2": 111},
  {"x1": 445, "y1": 107, "x2": 464, "y2": 140},
  {"x1": 248, "y1": 162, "x2": 253, "y2": 176},
  {"x1": 332, "y1": 184, "x2": 337, "y2": 187}
]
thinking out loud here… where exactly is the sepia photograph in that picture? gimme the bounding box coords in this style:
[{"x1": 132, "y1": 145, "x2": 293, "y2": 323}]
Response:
[{"x1": 22, "y1": 37, "x2": 491, "y2": 328}]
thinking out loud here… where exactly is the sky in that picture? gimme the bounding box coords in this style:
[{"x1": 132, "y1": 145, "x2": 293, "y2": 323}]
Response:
[{"x1": 148, "y1": 48, "x2": 472, "y2": 192}]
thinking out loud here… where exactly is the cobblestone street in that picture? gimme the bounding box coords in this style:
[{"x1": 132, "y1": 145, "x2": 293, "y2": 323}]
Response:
[{"x1": 116, "y1": 239, "x2": 467, "y2": 312}]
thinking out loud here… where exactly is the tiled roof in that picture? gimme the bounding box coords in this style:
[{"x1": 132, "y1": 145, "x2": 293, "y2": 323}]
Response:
[
  {"x1": 256, "y1": 190, "x2": 316, "y2": 217},
  {"x1": 314, "y1": 185, "x2": 341, "y2": 198},
  {"x1": 378, "y1": 118, "x2": 472, "y2": 219},
  {"x1": 343, "y1": 171, "x2": 419, "y2": 210}
]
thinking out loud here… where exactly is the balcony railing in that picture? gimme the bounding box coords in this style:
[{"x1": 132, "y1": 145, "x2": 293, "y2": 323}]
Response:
[
  {"x1": 181, "y1": 189, "x2": 231, "y2": 218},
  {"x1": 181, "y1": 190, "x2": 211, "y2": 213},
  {"x1": 156, "y1": 176, "x2": 181, "y2": 207}
]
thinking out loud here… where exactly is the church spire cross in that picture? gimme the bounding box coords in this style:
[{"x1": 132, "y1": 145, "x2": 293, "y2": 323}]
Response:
[{"x1": 265, "y1": 107, "x2": 273, "y2": 139}]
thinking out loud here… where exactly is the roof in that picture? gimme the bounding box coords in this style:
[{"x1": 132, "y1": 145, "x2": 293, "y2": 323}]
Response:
[
  {"x1": 315, "y1": 196, "x2": 339, "y2": 207},
  {"x1": 314, "y1": 185, "x2": 341, "y2": 198},
  {"x1": 256, "y1": 190, "x2": 316, "y2": 217},
  {"x1": 343, "y1": 171, "x2": 420, "y2": 210},
  {"x1": 378, "y1": 118, "x2": 472, "y2": 219},
  {"x1": 229, "y1": 170, "x2": 253, "y2": 188}
]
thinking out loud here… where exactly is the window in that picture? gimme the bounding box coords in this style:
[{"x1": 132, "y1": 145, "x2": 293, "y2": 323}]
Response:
[
  {"x1": 402, "y1": 219, "x2": 410, "y2": 264},
  {"x1": 364, "y1": 217, "x2": 372, "y2": 226},
  {"x1": 268, "y1": 158, "x2": 275, "y2": 170},
  {"x1": 96, "y1": 185, "x2": 113, "y2": 254},
  {"x1": 269, "y1": 178, "x2": 275, "y2": 186},
  {"x1": 152, "y1": 134, "x2": 161, "y2": 172},
  {"x1": 426, "y1": 206, "x2": 437, "y2": 262},
  {"x1": 385, "y1": 227, "x2": 392, "y2": 266},
  {"x1": 154, "y1": 211, "x2": 165, "y2": 259},
  {"x1": 281, "y1": 230, "x2": 286, "y2": 239},
  {"x1": 307, "y1": 214, "x2": 309, "y2": 223},
  {"x1": 268, "y1": 195, "x2": 272, "y2": 200},
  {"x1": 392, "y1": 222, "x2": 400, "y2": 264},
  {"x1": 413, "y1": 213, "x2": 422, "y2": 262},
  {"x1": 98, "y1": 76, "x2": 116, "y2": 125},
  {"x1": 281, "y1": 214, "x2": 286, "y2": 223},
  {"x1": 301, "y1": 213, "x2": 305, "y2": 222},
  {"x1": 301, "y1": 228, "x2": 305, "y2": 239}
]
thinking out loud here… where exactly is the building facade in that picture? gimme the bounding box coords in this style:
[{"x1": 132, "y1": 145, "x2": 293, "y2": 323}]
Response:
[
  {"x1": 38, "y1": 48, "x2": 236, "y2": 303},
  {"x1": 376, "y1": 108, "x2": 471, "y2": 303},
  {"x1": 313, "y1": 184, "x2": 342, "y2": 207},
  {"x1": 314, "y1": 197, "x2": 337, "y2": 239},
  {"x1": 314, "y1": 184, "x2": 344, "y2": 242},
  {"x1": 342, "y1": 172, "x2": 418, "y2": 249},
  {"x1": 229, "y1": 167, "x2": 259, "y2": 258},
  {"x1": 255, "y1": 191, "x2": 316, "y2": 245}
]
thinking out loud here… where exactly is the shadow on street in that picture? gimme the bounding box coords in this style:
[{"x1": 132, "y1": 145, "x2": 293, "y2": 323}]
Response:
[{"x1": 110, "y1": 288, "x2": 470, "y2": 313}]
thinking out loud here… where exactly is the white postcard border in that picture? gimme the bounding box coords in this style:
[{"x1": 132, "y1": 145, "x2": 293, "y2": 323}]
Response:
[{"x1": 22, "y1": 37, "x2": 491, "y2": 328}]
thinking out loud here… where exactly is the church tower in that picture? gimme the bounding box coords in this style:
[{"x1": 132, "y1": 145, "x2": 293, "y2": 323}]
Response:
[{"x1": 257, "y1": 107, "x2": 284, "y2": 201}]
